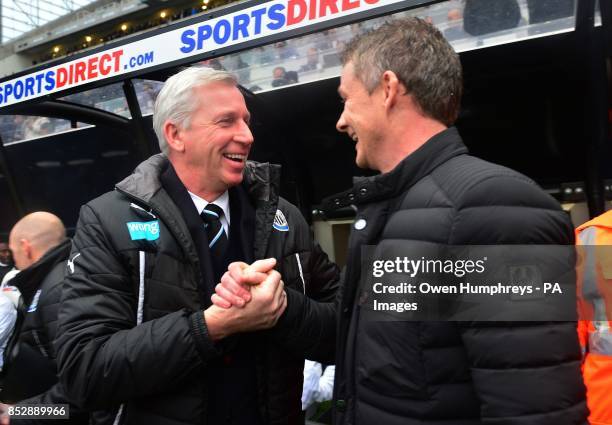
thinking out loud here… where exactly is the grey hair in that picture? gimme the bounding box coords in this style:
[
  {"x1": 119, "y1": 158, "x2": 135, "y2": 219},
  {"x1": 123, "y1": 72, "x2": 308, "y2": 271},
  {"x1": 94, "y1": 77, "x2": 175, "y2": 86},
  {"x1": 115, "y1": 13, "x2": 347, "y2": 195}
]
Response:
[
  {"x1": 153, "y1": 67, "x2": 238, "y2": 155},
  {"x1": 341, "y1": 17, "x2": 463, "y2": 126}
]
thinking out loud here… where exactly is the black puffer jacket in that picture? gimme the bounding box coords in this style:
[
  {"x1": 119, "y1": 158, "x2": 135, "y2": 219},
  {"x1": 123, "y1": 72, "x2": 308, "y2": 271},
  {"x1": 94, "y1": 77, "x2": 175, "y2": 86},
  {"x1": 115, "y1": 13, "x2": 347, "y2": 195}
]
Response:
[
  {"x1": 9, "y1": 240, "x2": 71, "y2": 384},
  {"x1": 3, "y1": 239, "x2": 89, "y2": 424},
  {"x1": 56, "y1": 155, "x2": 339, "y2": 425},
  {"x1": 324, "y1": 127, "x2": 587, "y2": 425}
]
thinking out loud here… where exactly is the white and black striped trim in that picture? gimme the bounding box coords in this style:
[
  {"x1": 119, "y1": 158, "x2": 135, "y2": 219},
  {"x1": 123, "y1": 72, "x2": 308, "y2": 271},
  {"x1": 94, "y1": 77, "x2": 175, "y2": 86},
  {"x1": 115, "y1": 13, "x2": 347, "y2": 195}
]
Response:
[
  {"x1": 130, "y1": 202, "x2": 156, "y2": 218},
  {"x1": 114, "y1": 250, "x2": 146, "y2": 425},
  {"x1": 295, "y1": 253, "x2": 305, "y2": 295}
]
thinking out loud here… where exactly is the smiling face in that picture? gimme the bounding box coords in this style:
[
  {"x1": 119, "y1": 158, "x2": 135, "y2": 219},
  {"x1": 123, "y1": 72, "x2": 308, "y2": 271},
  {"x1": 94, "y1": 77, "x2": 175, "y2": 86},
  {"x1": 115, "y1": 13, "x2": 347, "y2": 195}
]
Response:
[
  {"x1": 168, "y1": 82, "x2": 254, "y2": 196},
  {"x1": 336, "y1": 62, "x2": 386, "y2": 171}
]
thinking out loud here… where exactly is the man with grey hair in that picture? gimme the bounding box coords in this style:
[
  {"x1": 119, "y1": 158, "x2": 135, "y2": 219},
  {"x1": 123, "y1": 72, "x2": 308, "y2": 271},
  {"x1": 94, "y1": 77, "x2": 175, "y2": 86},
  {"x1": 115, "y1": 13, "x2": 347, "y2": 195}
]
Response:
[
  {"x1": 56, "y1": 67, "x2": 339, "y2": 425},
  {"x1": 214, "y1": 17, "x2": 587, "y2": 425}
]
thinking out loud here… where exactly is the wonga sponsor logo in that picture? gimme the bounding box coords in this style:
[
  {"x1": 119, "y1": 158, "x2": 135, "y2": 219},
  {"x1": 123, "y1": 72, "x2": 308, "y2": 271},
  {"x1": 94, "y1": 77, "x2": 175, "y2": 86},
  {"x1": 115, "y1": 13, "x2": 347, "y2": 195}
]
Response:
[{"x1": 127, "y1": 220, "x2": 160, "y2": 241}]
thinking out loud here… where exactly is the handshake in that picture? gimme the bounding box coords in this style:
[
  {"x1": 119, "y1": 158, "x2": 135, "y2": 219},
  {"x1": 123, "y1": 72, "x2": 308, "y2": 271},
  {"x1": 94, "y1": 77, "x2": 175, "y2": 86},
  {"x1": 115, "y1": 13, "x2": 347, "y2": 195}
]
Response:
[{"x1": 203, "y1": 258, "x2": 287, "y2": 341}]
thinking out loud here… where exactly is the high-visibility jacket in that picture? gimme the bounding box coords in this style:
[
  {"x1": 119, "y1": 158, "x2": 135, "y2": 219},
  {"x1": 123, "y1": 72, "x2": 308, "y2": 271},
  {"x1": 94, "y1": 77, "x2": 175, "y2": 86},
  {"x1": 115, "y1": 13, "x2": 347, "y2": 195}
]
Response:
[{"x1": 577, "y1": 210, "x2": 612, "y2": 425}]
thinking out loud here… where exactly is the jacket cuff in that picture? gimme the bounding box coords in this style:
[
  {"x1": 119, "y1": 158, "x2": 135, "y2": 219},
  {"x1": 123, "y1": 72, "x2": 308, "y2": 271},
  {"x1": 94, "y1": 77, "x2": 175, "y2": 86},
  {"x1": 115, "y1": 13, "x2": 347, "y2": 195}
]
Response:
[
  {"x1": 274, "y1": 287, "x2": 300, "y2": 333},
  {"x1": 189, "y1": 311, "x2": 221, "y2": 362}
]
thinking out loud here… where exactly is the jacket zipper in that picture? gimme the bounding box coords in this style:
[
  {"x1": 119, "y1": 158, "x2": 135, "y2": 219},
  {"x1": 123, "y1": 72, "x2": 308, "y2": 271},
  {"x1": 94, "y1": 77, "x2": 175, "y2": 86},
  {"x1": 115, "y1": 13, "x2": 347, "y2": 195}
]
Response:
[{"x1": 113, "y1": 250, "x2": 147, "y2": 425}]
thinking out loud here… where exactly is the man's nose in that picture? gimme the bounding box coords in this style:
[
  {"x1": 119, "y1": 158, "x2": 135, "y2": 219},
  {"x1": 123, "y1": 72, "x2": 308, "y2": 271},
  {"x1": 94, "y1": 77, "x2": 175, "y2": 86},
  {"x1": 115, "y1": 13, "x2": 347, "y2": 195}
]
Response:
[
  {"x1": 336, "y1": 111, "x2": 348, "y2": 133},
  {"x1": 236, "y1": 120, "x2": 254, "y2": 145}
]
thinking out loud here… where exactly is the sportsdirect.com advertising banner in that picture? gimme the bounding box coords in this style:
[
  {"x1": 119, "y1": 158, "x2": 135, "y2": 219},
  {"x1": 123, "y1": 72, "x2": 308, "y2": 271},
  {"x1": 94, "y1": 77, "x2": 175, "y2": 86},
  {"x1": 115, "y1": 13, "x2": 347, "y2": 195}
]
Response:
[{"x1": 0, "y1": 0, "x2": 409, "y2": 109}]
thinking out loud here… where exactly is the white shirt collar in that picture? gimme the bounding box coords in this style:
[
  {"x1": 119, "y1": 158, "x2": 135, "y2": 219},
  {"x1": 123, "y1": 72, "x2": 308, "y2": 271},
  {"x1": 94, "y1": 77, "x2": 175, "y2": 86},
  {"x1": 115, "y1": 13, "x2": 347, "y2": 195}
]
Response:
[{"x1": 188, "y1": 190, "x2": 231, "y2": 235}]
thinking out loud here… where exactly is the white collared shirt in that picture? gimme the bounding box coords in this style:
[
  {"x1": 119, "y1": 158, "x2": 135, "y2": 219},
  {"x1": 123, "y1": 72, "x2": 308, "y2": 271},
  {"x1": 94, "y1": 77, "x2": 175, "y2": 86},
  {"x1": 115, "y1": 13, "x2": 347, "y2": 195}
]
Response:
[{"x1": 188, "y1": 190, "x2": 230, "y2": 237}]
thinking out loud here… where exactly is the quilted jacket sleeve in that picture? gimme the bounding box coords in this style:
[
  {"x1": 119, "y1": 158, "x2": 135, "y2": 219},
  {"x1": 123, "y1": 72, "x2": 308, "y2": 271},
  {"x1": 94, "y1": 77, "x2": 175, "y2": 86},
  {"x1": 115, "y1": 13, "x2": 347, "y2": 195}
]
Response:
[
  {"x1": 270, "y1": 203, "x2": 340, "y2": 363},
  {"x1": 56, "y1": 203, "x2": 217, "y2": 410},
  {"x1": 14, "y1": 270, "x2": 88, "y2": 424},
  {"x1": 451, "y1": 174, "x2": 587, "y2": 424}
]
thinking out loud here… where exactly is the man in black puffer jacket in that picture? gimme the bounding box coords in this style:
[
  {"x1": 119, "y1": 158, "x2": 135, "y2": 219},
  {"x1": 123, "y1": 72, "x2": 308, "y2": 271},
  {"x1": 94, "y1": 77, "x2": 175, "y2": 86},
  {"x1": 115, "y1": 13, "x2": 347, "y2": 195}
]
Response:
[
  {"x1": 215, "y1": 17, "x2": 587, "y2": 425},
  {"x1": 3, "y1": 212, "x2": 88, "y2": 424},
  {"x1": 56, "y1": 67, "x2": 339, "y2": 425},
  {"x1": 328, "y1": 18, "x2": 587, "y2": 425}
]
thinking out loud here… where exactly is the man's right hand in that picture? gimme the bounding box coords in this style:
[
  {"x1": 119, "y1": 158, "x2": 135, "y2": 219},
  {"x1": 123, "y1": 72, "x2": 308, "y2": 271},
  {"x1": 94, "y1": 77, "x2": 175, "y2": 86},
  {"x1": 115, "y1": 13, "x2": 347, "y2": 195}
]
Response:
[
  {"x1": 204, "y1": 259, "x2": 286, "y2": 341},
  {"x1": 212, "y1": 258, "x2": 278, "y2": 308}
]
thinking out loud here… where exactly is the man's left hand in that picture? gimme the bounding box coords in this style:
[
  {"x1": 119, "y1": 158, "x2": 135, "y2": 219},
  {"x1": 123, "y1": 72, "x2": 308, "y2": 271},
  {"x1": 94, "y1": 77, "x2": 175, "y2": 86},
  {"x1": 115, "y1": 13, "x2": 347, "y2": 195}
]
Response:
[{"x1": 212, "y1": 258, "x2": 277, "y2": 308}]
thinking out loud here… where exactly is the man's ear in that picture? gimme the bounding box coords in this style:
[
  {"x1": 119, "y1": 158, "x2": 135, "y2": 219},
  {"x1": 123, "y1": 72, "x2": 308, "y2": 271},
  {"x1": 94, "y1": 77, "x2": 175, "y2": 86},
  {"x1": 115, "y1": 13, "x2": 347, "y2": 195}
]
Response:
[
  {"x1": 163, "y1": 121, "x2": 185, "y2": 153},
  {"x1": 20, "y1": 239, "x2": 32, "y2": 261},
  {"x1": 381, "y1": 70, "x2": 402, "y2": 111}
]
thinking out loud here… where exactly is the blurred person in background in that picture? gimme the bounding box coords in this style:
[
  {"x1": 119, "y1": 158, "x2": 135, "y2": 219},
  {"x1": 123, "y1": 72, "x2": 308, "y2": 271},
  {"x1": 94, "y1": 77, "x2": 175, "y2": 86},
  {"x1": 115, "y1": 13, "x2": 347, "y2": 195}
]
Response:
[
  {"x1": 0, "y1": 243, "x2": 13, "y2": 283},
  {"x1": 576, "y1": 209, "x2": 612, "y2": 425},
  {"x1": 302, "y1": 360, "x2": 334, "y2": 423},
  {"x1": 300, "y1": 48, "x2": 321, "y2": 72},
  {"x1": 2, "y1": 212, "x2": 88, "y2": 424}
]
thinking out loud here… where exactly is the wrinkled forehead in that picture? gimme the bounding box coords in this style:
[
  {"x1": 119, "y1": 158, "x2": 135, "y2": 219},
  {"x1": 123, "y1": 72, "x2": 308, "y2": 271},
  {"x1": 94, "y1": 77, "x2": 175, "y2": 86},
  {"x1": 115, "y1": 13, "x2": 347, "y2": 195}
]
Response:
[
  {"x1": 193, "y1": 81, "x2": 241, "y2": 100},
  {"x1": 192, "y1": 83, "x2": 251, "y2": 120},
  {"x1": 193, "y1": 82, "x2": 247, "y2": 107}
]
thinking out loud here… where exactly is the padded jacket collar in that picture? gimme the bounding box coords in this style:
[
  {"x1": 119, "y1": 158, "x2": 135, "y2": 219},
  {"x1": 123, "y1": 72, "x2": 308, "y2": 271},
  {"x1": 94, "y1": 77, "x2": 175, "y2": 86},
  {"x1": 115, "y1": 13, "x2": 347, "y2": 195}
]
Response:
[{"x1": 323, "y1": 127, "x2": 468, "y2": 211}]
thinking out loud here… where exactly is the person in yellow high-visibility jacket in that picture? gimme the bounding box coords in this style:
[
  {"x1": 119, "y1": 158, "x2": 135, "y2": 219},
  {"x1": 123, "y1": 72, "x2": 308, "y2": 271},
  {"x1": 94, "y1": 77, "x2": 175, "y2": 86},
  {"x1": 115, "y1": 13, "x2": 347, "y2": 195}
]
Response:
[{"x1": 577, "y1": 210, "x2": 612, "y2": 425}]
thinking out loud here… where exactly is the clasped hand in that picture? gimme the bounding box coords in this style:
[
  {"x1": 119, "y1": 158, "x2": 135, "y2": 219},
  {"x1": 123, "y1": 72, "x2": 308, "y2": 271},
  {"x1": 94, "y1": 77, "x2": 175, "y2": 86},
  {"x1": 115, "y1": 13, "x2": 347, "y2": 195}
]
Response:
[{"x1": 204, "y1": 258, "x2": 286, "y2": 340}]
